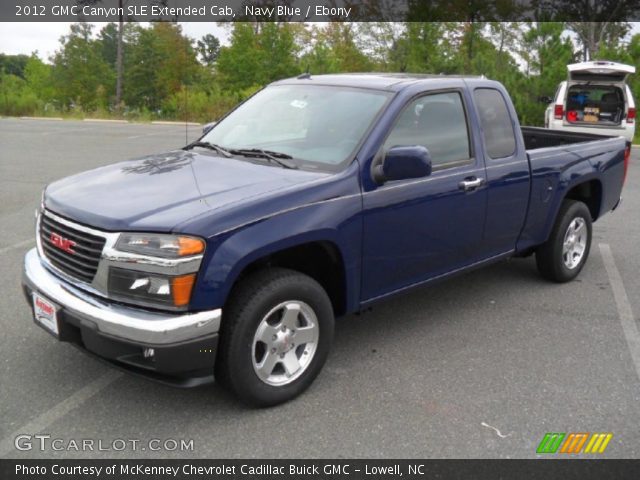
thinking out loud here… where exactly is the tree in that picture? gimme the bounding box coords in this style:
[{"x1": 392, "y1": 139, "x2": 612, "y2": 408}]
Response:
[
  {"x1": 217, "y1": 22, "x2": 301, "y2": 91},
  {"x1": 388, "y1": 23, "x2": 448, "y2": 73},
  {"x1": 51, "y1": 23, "x2": 114, "y2": 110},
  {"x1": 124, "y1": 23, "x2": 199, "y2": 111},
  {"x1": 328, "y1": 23, "x2": 373, "y2": 71},
  {"x1": 352, "y1": 22, "x2": 403, "y2": 70},
  {"x1": 24, "y1": 55, "x2": 54, "y2": 104},
  {"x1": 196, "y1": 34, "x2": 221, "y2": 66},
  {"x1": 567, "y1": 22, "x2": 630, "y2": 61},
  {"x1": 115, "y1": 0, "x2": 127, "y2": 109},
  {"x1": 97, "y1": 23, "x2": 119, "y2": 68},
  {"x1": 0, "y1": 54, "x2": 30, "y2": 78}
]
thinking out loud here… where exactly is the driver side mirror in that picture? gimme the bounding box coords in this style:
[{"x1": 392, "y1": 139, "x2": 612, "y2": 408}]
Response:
[
  {"x1": 538, "y1": 96, "x2": 553, "y2": 104},
  {"x1": 373, "y1": 145, "x2": 433, "y2": 184}
]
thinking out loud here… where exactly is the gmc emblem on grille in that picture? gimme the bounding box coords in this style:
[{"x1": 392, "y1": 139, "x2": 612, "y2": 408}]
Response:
[{"x1": 50, "y1": 232, "x2": 76, "y2": 254}]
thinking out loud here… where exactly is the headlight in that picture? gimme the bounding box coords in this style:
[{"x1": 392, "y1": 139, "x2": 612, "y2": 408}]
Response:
[
  {"x1": 115, "y1": 233, "x2": 205, "y2": 258},
  {"x1": 108, "y1": 268, "x2": 197, "y2": 309},
  {"x1": 109, "y1": 233, "x2": 205, "y2": 309}
]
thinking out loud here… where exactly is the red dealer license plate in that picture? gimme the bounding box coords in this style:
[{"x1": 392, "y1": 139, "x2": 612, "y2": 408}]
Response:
[{"x1": 32, "y1": 293, "x2": 59, "y2": 337}]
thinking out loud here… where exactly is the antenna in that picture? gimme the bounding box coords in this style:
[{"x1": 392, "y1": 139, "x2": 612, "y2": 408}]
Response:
[{"x1": 184, "y1": 84, "x2": 188, "y2": 145}]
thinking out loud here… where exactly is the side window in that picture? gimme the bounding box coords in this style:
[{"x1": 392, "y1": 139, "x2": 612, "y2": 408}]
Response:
[
  {"x1": 384, "y1": 92, "x2": 471, "y2": 168},
  {"x1": 555, "y1": 84, "x2": 563, "y2": 103},
  {"x1": 474, "y1": 88, "x2": 516, "y2": 159}
]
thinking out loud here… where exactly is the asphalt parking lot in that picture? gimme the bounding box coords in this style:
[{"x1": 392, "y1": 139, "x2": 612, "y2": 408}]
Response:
[{"x1": 1, "y1": 118, "x2": 639, "y2": 459}]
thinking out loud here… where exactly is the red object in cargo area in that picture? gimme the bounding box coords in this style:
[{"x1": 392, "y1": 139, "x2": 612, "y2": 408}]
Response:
[
  {"x1": 566, "y1": 110, "x2": 578, "y2": 122},
  {"x1": 554, "y1": 104, "x2": 564, "y2": 120},
  {"x1": 627, "y1": 107, "x2": 636, "y2": 123}
]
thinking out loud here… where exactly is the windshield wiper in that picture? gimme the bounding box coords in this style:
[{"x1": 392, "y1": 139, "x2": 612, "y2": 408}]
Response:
[
  {"x1": 232, "y1": 148, "x2": 298, "y2": 169},
  {"x1": 183, "y1": 141, "x2": 233, "y2": 158}
]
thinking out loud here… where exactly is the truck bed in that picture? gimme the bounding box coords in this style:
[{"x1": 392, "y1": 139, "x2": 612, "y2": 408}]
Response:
[
  {"x1": 521, "y1": 126, "x2": 623, "y2": 150},
  {"x1": 517, "y1": 126, "x2": 627, "y2": 252}
]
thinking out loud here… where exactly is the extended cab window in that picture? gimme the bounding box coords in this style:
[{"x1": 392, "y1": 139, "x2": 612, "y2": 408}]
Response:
[
  {"x1": 474, "y1": 88, "x2": 516, "y2": 158},
  {"x1": 384, "y1": 92, "x2": 471, "y2": 168}
]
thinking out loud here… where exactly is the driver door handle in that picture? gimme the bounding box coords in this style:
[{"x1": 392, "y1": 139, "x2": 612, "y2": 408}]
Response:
[{"x1": 459, "y1": 177, "x2": 484, "y2": 191}]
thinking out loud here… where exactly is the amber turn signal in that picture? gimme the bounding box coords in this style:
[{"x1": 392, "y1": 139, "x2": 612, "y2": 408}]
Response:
[
  {"x1": 178, "y1": 237, "x2": 205, "y2": 256},
  {"x1": 171, "y1": 274, "x2": 197, "y2": 306}
]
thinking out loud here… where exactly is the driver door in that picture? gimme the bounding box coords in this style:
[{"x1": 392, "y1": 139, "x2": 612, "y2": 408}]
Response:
[{"x1": 361, "y1": 90, "x2": 488, "y2": 302}]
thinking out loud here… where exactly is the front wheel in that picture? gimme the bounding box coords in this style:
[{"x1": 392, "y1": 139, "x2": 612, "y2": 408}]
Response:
[
  {"x1": 536, "y1": 199, "x2": 592, "y2": 282},
  {"x1": 215, "y1": 268, "x2": 334, "y2": 407}
]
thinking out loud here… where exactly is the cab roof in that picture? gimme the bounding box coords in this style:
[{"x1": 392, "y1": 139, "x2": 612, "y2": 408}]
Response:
[{"x1": 274, "y1": 73, "x2": 485, "y2": 91}]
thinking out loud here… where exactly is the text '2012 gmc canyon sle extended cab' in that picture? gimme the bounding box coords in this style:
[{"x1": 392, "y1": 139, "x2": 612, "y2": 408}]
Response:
[{"x1": 23, "y1": 74, "x2": 628, "y2": 406}]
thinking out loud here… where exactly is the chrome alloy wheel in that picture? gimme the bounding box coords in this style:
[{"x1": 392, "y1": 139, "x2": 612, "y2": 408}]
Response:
[
  {"x1": 562, "y1": 217, "x2": 587, "y2": 269},
  {"x1": 252, "y1": 301, "x2": 319, "y2": 386}
]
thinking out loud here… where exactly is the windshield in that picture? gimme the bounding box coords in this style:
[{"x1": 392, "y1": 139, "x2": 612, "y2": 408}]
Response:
[{"x1": 201, "y1": 84, "x2": 391, "y2": 170}]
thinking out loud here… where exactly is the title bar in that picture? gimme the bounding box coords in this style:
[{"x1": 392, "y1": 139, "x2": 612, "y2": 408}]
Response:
[{"x1": 3, "y1": 0, "x2": 640, "y2": 22}]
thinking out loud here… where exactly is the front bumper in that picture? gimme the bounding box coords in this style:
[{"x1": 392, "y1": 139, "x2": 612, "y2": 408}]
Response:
[{"x1": 22, "y1": 248, "x2": 221, "y2": 386}]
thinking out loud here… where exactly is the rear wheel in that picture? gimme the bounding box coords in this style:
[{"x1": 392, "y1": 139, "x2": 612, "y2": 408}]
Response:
[
  {"x1": 215, "y1": 268, "x2": 334, "y2": 407},
  {"x1": 536, "y1": 200, "x2": 592, "y2": 282}
]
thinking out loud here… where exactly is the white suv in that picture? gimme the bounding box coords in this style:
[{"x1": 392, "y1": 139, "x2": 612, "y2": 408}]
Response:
[{"x1": 545, "y1": 61, "x2": 636, "y2": 142}]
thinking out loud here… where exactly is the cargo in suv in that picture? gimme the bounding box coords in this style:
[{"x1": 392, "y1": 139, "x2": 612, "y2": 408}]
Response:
[{"x1": 545, "y1": 61, "x2": 636, "y2": 142}]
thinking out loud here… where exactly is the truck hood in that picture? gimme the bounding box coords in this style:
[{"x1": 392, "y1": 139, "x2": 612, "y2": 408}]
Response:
[{"x1": 45, "y1": 150, "x2": 328, "y2": 232}]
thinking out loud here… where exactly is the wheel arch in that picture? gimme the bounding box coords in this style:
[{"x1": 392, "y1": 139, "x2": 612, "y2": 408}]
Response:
[
  {"x1": 230, "y1": 240, "x2": 349, "y2": 317},
  {"x1": 564, "y1": 178, "x2": 603, "y2": 221}
]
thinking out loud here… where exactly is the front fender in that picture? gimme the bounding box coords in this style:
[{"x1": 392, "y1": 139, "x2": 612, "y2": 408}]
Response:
[{"x1": 189, "y1": 195, "x2": 362, "y2": 313}]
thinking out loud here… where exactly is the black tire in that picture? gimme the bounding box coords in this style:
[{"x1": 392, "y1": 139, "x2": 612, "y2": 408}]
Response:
[
  {"x1": 536, "y1": 200, "x2": 592, "y2": 283},
  {"x1": 215, "y1": 268, "x2": 334, "y2": 407}
]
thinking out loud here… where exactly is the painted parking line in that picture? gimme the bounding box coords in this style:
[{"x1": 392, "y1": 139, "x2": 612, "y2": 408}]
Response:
[
  {"x1": 19, "y1": 117, "x2": 63, "y2": 121},
  {"x1": 599, "y1": 243, "x2": 640, "y2": 381},
  {"x1": 0, "y1": 370, "x2": 123, "y2": 458},
  {"x1": 41, "y1": 128, "x2": 90, "y2": 136},
  {"x1": 83, "y1": 118, "x2": 128, "y2": 124},
  {"x1": 127, "y1": 131, "x2": 184, "y2": 139},
  {"x1": 0, "y1": 239, "x2": 34, "y2": 256}
]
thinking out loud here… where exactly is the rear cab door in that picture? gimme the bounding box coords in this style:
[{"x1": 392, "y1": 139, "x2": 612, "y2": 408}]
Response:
[{"x1": 464, "y1": 79, "x2": 531, "y2": 258}]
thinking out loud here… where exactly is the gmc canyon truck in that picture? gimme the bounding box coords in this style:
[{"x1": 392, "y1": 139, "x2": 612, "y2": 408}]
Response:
[{"x1": 23, "y1": 74, "x2": 628, "y2": 406}]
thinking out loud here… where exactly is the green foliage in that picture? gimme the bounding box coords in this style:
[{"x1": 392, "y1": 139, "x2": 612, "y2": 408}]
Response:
[
  {"x1": 2, "y1": 21, "x2": 640, "y2": 129},
  {"x1": 197, "y1": 34, "x2": 221, "y2": 66},
  {"x1": 217, "y1": 23, "x2": 301, "y2": 92},
  {"x1": 24, "y1": 55, "x2": 54, "y2": 104},
  {"x1": 162, "y1": 85, "x2": 239, "y2": 123},
  {"x1": 0, "y1": 53, "x2": 30, "y2": 78},
  {"x1": 97, "y1": 23, "x2": 119, "y2": 68},
  {"x1": 123, "y1": 23, "x2": 200, "y2": 112},
  {"x1": 0, "y1": 72, "x2": 40, "y2": 116},
  {"x1": 50, "y1": 23, "x2": 114, "y2": 111}
]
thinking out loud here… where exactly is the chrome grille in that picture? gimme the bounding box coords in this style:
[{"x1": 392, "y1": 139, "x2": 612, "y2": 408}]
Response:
[{"x1": 39, "y1": 212, "x2": 106, "y2": 283}]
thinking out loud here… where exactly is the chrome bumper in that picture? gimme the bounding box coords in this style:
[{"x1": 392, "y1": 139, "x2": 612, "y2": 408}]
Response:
[{"x1": 23, "y1": 248, "x2": 221, "y2": 345}]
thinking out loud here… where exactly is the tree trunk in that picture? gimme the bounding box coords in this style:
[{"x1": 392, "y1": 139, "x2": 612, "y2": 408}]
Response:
[{"x1": 115, "y1": 0, "x2": 124, "y2": 111}]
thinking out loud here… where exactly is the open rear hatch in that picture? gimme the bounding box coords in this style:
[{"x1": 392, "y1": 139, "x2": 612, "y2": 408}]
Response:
[
  {"x1": 564, "y1": 61, "x2": 635, "y2": 126},
  {"x1": 568, "y1": 60, "x2": 635, "y2": 82}
]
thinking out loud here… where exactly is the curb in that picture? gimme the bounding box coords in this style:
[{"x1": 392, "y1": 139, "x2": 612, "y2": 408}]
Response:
[
  {"x1": 151, "y1": 121, "x2": 201, "y2": 126},
  {"x1": 20, "y1": 116, "x2": 64, "y2": 121},
  {"x1": 10, "y1": 116, "x2": 204, "y2": 126},
  {"x1": 83, "y1": 118, "x2": 129, "y2": 124}
]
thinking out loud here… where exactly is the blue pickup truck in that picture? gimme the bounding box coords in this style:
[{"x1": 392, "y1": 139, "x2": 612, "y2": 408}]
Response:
[{"x1": 23, "y1": 74, "x2": 628, "y2": 406}]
